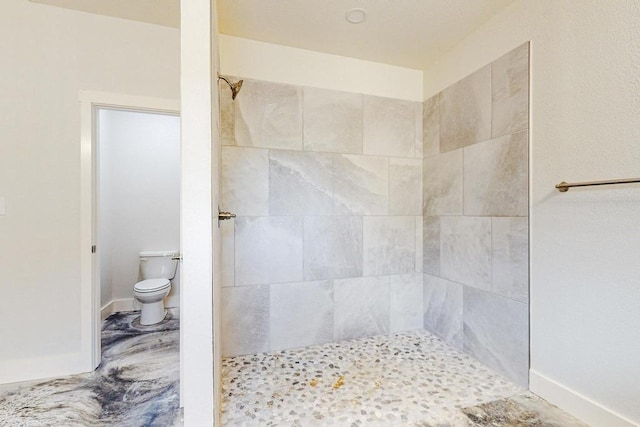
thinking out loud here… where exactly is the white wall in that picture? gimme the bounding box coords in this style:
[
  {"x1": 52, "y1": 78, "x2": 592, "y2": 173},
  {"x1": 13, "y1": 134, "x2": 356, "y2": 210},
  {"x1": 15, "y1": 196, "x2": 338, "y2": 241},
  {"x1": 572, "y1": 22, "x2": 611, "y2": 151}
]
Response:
[
  {"x1": 180, "y1": 0, "x2": 217, "y2": 424},
  {"x1": 219, "y1": 35, "x2": 423, "y2": 101},
  {"x1": 422, "y1": 1, "x2": 640, "y2": 425},
  {"x1": 98, "y1": 109, "x2": 181, "y2": 309},
  {"x1": 0, "y1": 0, "x2": 179, "y2": 383}
]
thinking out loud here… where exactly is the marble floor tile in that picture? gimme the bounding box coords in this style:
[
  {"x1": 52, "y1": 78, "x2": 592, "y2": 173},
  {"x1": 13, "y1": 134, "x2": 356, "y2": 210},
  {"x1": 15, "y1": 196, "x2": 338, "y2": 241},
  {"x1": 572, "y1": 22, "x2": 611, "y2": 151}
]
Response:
[
  {"x1": 222, "y1": 331, "x2": 583, "y2": 426},
  {"x1": 462, "y1": 391, "x2": 587, "y2": 426},
  {"x1": 0, "y1": 311, "x2": 181, "y2": 427}
]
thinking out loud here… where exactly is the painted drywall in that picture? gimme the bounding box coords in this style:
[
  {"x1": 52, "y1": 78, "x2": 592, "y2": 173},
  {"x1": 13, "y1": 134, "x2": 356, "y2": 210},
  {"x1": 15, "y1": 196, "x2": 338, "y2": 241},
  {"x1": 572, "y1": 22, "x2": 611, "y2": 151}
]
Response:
[
  {"x1": 98, "y1": 109, "x2": 181, "y2": 309},
  {"x1": 422, "y1": 1, "x2": 640, "y2": 425},
  {"x1": 0, "y1": 0, "x2": 179, "y2": 383},
  {"x1": 219, "y1": 35, "x2": 423, "y2": 102},
  {"x1": 180, "y1": 0, "x2": 217, "y2": 424}
]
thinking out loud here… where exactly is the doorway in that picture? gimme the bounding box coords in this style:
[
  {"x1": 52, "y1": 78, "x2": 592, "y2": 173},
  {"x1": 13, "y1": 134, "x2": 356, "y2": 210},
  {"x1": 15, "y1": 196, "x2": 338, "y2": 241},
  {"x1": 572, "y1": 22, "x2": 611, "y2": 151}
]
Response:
[
  {"x1": 79, "y1": 91, "x2": 180, "y2": 369},
  {"x1": 96, "y1": 108, "x2": 181, "y2": 320}
]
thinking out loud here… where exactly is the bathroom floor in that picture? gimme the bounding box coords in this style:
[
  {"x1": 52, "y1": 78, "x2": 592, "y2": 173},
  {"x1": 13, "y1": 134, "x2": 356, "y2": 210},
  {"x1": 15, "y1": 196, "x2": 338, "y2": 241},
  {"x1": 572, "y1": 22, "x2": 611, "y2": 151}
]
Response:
[
  {"x1": 0, "y1": 310, "x2": 182, "y2": 427},
  {"x1": 221, "y1": 330, "x2": 587, "y2": 427}
]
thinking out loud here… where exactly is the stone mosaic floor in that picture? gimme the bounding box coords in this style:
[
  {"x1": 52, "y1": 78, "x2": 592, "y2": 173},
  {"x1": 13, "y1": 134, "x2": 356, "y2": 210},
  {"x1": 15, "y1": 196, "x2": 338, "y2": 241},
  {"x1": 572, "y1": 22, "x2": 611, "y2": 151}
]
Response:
[
  {"x1": 221, "y1": 330, "x2": 587, "y2": 426},
  {"x1": 0, "y1": 310, "x2": 182, "y2": 427}
]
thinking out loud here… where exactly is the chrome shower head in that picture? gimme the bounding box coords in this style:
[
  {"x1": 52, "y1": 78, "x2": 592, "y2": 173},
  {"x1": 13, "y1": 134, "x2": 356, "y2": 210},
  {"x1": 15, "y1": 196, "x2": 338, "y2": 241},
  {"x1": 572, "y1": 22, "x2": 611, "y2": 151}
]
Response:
[{"x1": 218, "y1": 75, "x2": 243, "y2": 100}]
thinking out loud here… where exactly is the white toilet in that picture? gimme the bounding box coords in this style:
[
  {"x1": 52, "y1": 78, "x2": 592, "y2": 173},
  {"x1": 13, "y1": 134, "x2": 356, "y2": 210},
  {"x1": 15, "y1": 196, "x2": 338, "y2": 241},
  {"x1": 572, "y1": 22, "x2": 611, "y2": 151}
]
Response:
[{"x1": 133, "y1": 250, "x2": 179, "y2": 325}]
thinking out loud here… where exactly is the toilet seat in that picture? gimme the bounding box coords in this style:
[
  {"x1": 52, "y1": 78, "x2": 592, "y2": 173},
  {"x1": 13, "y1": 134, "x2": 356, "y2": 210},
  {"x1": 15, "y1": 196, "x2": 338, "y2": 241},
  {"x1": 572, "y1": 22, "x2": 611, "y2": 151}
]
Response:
[{"x1": 134, "y1": 278, "x2": 170, "y2": 293}]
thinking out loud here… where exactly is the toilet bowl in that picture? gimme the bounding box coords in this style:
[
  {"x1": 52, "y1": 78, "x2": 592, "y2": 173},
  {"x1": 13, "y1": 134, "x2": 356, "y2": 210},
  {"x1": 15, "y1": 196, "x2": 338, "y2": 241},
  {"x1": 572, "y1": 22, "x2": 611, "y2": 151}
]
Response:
[
  {"x1": 133, "y1": 250, "x2": 179, "y2": 326},
  {"x1": 134, "y1": 279, "x2": 171, "y2": 325}
]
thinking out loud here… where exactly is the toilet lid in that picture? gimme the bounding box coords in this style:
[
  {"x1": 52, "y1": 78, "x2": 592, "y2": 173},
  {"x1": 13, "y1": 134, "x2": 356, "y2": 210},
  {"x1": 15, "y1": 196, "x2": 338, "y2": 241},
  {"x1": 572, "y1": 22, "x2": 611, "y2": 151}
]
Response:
[{"x1": 134, "y1": 278, "x2": 170, "y2": 293}]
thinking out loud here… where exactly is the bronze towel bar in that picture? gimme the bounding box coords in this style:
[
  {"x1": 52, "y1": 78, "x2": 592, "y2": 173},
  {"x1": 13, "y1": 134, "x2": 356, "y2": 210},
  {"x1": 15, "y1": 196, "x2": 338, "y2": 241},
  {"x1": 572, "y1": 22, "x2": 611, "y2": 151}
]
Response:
[{"x1": 555, "y1": 178, "x2": 640, "y2": 192}]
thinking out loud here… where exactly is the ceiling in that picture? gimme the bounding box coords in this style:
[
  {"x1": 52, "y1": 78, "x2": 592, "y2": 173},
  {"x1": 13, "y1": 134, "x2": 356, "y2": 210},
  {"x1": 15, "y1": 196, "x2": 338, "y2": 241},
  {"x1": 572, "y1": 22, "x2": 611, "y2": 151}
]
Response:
[
  {"x1": 31, "y1": 0, "x2": 515, "y2": 70},
  {"x1": 30, "y1": 0, "x2": 180, "y2": 28}
]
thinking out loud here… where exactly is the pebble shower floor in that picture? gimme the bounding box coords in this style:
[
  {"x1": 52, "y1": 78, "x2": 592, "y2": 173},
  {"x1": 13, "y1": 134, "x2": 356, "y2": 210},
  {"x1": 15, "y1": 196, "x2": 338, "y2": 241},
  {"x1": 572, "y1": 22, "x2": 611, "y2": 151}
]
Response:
[{"x1": 221, "y1": 330, "x2": 586, "y2": 426}]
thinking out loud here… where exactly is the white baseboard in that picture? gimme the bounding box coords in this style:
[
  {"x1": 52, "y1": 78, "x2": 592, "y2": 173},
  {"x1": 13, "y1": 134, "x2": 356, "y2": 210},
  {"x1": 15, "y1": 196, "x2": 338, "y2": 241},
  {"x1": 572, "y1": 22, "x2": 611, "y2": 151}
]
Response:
[
  {"x1": 530, "y1": 369, "x2": 637, "y2": 427},
  {"x1": 0, "y1": 352, "x2": 90, "y2": 385},
  {"x1": 101, "y1": 296, "x2": 180, "y2": 321}
]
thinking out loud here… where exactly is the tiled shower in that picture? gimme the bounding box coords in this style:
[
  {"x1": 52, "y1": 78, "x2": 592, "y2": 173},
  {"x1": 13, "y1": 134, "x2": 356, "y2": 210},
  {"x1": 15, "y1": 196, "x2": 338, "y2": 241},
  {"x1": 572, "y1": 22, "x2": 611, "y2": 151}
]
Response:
[{"x1": 220, "y1": 43, "x2": 529, "y2": 387}]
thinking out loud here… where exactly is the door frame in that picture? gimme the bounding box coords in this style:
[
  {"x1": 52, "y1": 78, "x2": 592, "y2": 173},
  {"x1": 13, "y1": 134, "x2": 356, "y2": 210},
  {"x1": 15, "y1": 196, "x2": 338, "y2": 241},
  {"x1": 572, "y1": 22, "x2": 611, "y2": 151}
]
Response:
[{"x1": 79, "y1": 91, "x2": 180, "y2": 370}]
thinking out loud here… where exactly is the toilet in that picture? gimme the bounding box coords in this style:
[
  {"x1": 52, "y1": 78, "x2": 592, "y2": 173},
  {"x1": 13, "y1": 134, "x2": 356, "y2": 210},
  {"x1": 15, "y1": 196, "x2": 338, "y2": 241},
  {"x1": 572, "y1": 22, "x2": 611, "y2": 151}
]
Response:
[{"x1": 133, "y1": 250, "x2": 179, "y2": 325}]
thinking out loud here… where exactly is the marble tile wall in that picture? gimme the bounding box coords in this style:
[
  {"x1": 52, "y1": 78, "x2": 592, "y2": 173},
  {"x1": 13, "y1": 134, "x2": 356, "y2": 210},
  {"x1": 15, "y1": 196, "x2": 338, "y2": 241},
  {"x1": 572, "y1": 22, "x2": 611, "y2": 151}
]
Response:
[
  {"x1": 422, "y1": 43, "x2": 530, "y2": 387},
  {"x1": 220, "y1": 79, "x2": 423, "y2": 356}
]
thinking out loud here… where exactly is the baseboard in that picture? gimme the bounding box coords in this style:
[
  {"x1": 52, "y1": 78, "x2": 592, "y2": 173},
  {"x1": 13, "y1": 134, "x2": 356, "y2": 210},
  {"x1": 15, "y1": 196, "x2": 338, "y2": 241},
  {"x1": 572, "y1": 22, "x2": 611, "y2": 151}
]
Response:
[
  {"x1": 100, "y1": 298, "x2": 138, "y2": 321},
  {"x1": 101, "y1": 296, "x2": 180, "y2": 321},
  {"x1": 0, "y1": 352, "x2": 90, "y2": 385},
  {"x1": 530, "y1": 369, "x2": 637, "y2": 427}
]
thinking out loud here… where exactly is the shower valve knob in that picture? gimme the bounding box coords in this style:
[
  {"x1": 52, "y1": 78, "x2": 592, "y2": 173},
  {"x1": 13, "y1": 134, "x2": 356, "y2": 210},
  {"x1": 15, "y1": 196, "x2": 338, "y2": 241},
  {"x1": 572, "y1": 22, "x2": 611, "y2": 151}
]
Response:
[{"x1": 218, "y1": 211, "x2": 236, "y2": 221}]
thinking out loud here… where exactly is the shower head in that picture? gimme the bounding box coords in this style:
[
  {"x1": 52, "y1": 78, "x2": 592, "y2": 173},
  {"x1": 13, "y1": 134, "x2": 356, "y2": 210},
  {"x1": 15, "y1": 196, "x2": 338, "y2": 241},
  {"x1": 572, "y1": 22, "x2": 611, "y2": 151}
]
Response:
[{"x1": 218, "y1": 75, "x2": 243, "y2": 100}]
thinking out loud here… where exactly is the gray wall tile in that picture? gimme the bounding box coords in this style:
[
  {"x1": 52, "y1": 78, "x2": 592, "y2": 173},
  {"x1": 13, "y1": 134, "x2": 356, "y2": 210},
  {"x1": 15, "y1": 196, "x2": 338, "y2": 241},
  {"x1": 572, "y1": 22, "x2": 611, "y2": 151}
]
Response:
[
  {"x1": 220, "y1": 218, "x2": 234, "y2": 287},
  {"x1": 222, "y1": 285, "x2": 270, "y2": 356},
  {"x1": 304, "y1": 216, "x2": 363, "y2": 281},
  {"x1": 363, "y1": 95, "x2": 417, "y2": 158},
  {"x1": 270, "y1": 280, "x2": 334, "y2": 350},
  {"x1": 492, "y1": 42, "x2": 530, "y2": 138},
  {"x1": 334, "y1": 276, "x2": 390, "y2": 340},
  {"x1": 414, "y1": 102, "x2": 424, "y2": 158},
  {"x1": 390, "y1": 273, "x2": 423, "y2": 332},
  {"x1": 423, "y1": 149, "x2": 463, "y2": 216},
  {"x1": 423, "y1": 216, "x2": 440, "y2": 276},
  {"x1": 440, "y1": 216, "x2": 492, "y2": 289},
  {"x1": 463, "y1": 130, "x2": 528, "y2": 217},
  {"x1": 219, "y1": 80, "x2": 235, "y2": 146},
  {"x1": 235, "y1": 79, "x2": 303, "y2": 150},
  {"x1": 440, "y1": 65, "x2": 491, "y2": 152},
  {"x1": 235, "y1": 216, "x2": 303, "y2": 286},
  {"x1": 303, "y1": 87, "x2": 363, "y2": 154},
  {"x1": 423, "y1": 274, "x2": 463, "y2": 349},
  {"x1": 423, "y1": 94, "x2": 440, "y2": 157},
  {"x1": 333, "y1": 154, "x2": 388, "y2": 215},
  {"x1": 492, "y1": 217, "x2": 529, "y2": 303},
  {"x1": 363, "y1": 216, "x2": 415, "y2": 276},
  {"x1": 415, "y1": 216, "x2": 423, "y2": 273},
  {"x1": 390, "y1": 157, "x2": 422, "y2": 215},
  {"x1": 269, "y1": 150, "x2": 333, "y2": 215},
  {"x1": 221, "y1": 146, "x2": 269, "y2": 217},
  {"x1": 463, "y1": 287, "x2": 529, "y2": 387}
]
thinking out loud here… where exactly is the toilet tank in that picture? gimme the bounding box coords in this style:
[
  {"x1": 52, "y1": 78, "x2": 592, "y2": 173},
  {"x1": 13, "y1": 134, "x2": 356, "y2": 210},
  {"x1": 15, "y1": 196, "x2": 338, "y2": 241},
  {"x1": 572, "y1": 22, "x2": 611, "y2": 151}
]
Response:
[{"x1": 139, "y1": 250, "x2": 180, "y2": 280}]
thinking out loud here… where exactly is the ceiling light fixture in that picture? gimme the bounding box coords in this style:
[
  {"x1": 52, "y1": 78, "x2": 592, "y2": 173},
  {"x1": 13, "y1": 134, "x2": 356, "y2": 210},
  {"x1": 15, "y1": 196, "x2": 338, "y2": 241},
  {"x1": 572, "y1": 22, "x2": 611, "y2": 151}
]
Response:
[{"x1": 345, "y1": 8, "x2": 367, "y2": 24}]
